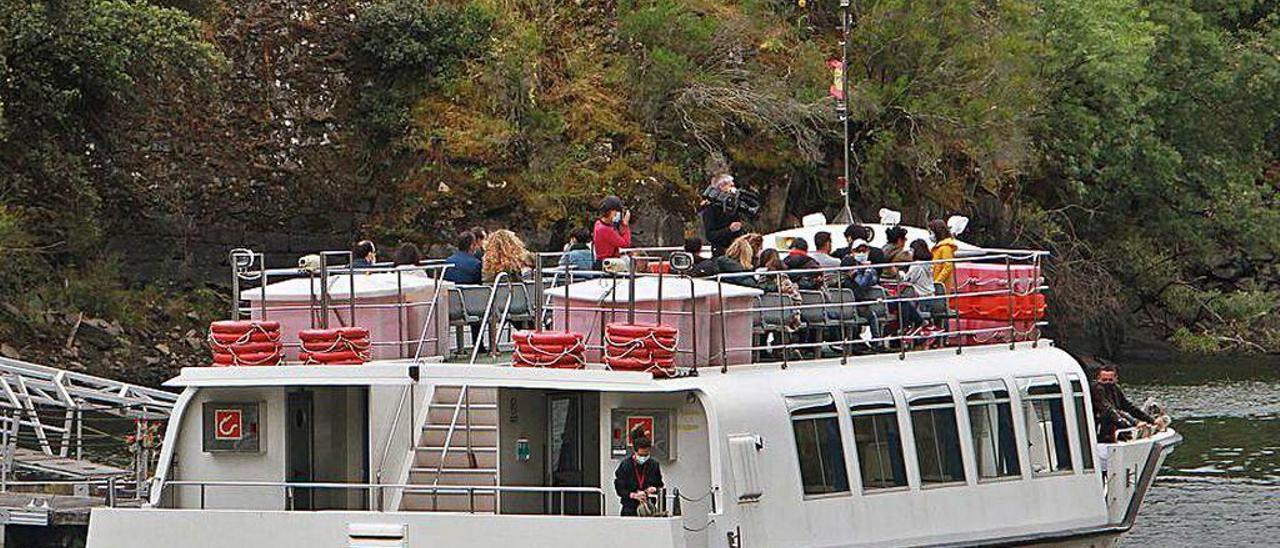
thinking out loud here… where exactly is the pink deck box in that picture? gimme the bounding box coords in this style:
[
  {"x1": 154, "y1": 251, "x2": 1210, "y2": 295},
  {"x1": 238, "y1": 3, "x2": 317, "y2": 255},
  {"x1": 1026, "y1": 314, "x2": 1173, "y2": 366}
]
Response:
[
  {"x1": 547, "y1": 277, "x2": 763, "y2": 368},
  {"x1": 243, "y1": 270, "x2": 452, "y2": 361}
]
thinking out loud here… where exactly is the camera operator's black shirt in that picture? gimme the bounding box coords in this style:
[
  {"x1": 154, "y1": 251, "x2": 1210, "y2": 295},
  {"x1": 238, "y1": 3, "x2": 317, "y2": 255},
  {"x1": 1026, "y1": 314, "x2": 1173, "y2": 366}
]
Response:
[{"x1": 700, "y1": 205, "x2": 743, "y2": 256}]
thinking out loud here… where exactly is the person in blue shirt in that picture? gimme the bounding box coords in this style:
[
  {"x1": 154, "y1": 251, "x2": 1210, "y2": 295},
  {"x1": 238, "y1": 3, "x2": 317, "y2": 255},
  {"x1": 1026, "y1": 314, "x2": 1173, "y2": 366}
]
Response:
[
  {"x1": 351, "y1": 240, "x2": 377, "y2": 268},
  {"x1": 443, "y1": 231, "x2": 483, "y2": 285},
  {"x1": 558, "y1": 227, "x2": 595, "y2": 278}
]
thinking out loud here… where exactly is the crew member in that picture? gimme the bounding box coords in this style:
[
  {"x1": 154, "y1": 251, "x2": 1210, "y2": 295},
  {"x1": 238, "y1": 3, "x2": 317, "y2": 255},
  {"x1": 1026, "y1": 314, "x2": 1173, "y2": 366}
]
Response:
[
  {"x1": 593, "y1": 195, "x2": 631, "y2": 265},
  {"x1": 699, "y1": 174, "x2": 745, "y2": 256},
  {"x1": 1092, "y1": 364, "x2": 1155, "y2": 442},
  {"x1": 613, "y1": 436, "x2": 664, "y2": 516}
]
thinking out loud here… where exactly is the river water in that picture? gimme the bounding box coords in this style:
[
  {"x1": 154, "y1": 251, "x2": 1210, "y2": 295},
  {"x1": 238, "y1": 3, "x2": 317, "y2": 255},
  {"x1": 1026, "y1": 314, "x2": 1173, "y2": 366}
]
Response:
[{"x1": 1119, "y1": 354, "x2": 1280, "y2": 546}]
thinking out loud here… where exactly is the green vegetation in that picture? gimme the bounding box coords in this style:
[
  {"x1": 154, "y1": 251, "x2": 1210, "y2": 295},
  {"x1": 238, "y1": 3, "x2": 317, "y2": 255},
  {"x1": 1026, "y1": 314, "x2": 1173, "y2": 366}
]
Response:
[{"x1": 1, "y1": 0, "x2": 1278, "y2": 377}]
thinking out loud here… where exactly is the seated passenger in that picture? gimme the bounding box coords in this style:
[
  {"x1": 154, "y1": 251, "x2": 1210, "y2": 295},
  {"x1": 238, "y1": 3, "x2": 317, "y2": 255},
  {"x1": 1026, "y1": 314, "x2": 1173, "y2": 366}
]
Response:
[
  {"x1": 810, "y1": 231, "x2": 841, "y2": 268},
  {"x1": 351, "y1": 240, "x2": 377, "y2": 268},
  {"x1": 558, "y1": 227, "x2": 595, "y2": 275},
  {"x1": 743, "y1": 233, "x2": 765, "y2": 267},
  {"x1": 481, "y1": 229, "x2": 533, "y2": 282},
  {"x1": 692, "y1": 236, "x2": 757, "y2": 287},
  {"x1": 443, "y1": 231, "x2": 483, "y2": 285},
  {"x1": 393, "y1": 243, "x2": 422, "y2": 268},
  {"x1": 880, "y1": 226, "x2": 911, "y2": 280},
  {"x1": 756, "y1": 248, "x2": 801, "y2": 299},
  {"x1": 834, "y1": 224, "x2": 886, "y2": 264},
  {"x1": 1092, "y1": 364, "x2": 1156, "y2": 443},
  {"x1": 841, "y1": 239, "x2": 879, "y2": 293},
  {"x1": 782, "y1": 238, "x2": 821, "y2": 289},
  {"x1": 897, "y1": 239, "x2": 935, "y2": 330},
  {"x1": 683, "y1": 236, "x2": 707, "y2": 262}
]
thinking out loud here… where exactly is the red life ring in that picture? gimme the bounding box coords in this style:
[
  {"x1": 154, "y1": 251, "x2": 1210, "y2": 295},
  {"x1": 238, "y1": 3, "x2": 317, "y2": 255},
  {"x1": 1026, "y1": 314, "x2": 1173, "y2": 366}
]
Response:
[
  {"x1": 211, "y1": 351, "x2": 282, "y2": 366},
  {"x1": 301, "y1": 339, "x2": 371, "y2": 352},
  {"x1": 513, "y1": 331, "x2": 584, "y2": 346},
  {"x1": 209, "y1": 330, "x2": 281, "y2": 344},
  {"x1": 209, "y1": 341, "x2": 281, "y2": 355},
  {"x1": 210, "y1": 320, "x2": 280, "y2": 334},
  {"x1": 298, "y1": 327, "x2": 370, "y2": 342},
  {"x1": 605, "y1": 323, "x2": 677, "y2": 338},
  {"x1": 515, "y1": 342, "x2": 584, "y2": 356},
  {"x1": 300, "y1": 350, "x2": 368, "y2": 364},
  {"x1": 606, "y1": 356, "x2": 674, "y2": 371},
  {"x1": 513, "y1": 354, "x2": 583, "y2": 368}
]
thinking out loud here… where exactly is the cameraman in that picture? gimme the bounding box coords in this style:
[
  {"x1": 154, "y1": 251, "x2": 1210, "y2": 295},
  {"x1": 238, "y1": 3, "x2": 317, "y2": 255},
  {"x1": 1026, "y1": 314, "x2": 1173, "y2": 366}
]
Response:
[{"x1": 699, "y1": 174, "x2": 746, "y2": 256}]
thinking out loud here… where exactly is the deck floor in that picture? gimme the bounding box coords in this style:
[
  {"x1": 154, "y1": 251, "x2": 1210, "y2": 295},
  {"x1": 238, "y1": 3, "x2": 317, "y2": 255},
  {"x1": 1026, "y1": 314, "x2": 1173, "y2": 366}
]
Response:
[{"x1": 10, "y1": 448, "x2": 129, "y2": 480}]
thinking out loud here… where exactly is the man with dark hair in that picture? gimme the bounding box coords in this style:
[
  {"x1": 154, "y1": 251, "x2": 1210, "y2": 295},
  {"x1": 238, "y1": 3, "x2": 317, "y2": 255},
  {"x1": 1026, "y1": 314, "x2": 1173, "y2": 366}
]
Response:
[
  {"x1": 682, "y1": 236, "x2": 705, "y2": 261},
  {"x1": 1092, "y1": 364, "x2": 1155, "y2": 442},
  {"x1": 613, "y1": 436, "x2": 664, "y2": 516},
  {"x1": 352, "y1": 240, "x2": 377, "y2": 268},
  {"x1": 783, "y1": 238, "x2": 821, "y2": 289},
  {"x1": 559, "y1": 227, "x2": 595, "y2": 275},
  {"x1": 443, "y1": 231, "x2": 482, "y2": 285},
  {"x1": 811, "y1": 231, "x2": 840, "y2": 267}
]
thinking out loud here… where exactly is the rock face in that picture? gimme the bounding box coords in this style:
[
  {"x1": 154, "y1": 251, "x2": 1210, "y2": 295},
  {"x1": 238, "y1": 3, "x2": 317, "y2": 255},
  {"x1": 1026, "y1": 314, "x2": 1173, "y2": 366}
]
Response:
[{"x1": 102, "y1": 0, "x2": 370, "y2": 280}]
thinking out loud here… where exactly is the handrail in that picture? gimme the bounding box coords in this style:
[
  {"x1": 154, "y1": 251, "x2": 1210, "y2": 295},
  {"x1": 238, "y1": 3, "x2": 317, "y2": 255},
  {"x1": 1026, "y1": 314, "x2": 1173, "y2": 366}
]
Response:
[
  {"x1": 161, "y1": 480, "x2": 609, "y2": 515},
  {"x1": 372, "y1": 384, "x2": 413, "y2": 506},
  {"x1": 431, "y1": 385, "x2": 470, "y2": 511}
]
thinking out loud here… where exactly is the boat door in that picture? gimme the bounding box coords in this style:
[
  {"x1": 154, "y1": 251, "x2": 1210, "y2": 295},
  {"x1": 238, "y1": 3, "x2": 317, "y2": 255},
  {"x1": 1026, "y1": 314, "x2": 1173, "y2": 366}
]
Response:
[
  {"x1": 286, "y1": 391, "x2": 314, "y2": 510},
  {"x1": 546, "y1": 392, "x2": 600, "y2": 515}
]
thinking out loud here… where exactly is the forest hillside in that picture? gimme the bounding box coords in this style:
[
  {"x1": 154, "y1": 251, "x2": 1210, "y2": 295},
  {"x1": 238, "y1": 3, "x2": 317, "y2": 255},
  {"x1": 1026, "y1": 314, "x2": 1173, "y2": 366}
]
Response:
[{"x1": 2, "y1": 0, "x2": 1279, "y2": 383}]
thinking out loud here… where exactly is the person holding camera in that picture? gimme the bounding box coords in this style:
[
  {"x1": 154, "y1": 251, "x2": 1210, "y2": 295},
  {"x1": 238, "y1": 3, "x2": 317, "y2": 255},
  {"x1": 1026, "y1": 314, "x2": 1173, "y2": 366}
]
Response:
[
  {"x1": 699, "y1": 174, "x2": 746, "y2": 256},
  {"x1": 593, "y1": 195, "x2": 632, "y2": 266}
]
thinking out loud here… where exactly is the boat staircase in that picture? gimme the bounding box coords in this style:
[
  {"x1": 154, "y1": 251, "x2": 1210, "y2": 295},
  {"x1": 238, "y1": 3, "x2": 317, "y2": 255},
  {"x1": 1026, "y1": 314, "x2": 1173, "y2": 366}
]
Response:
[{"x1": 401, "y1": 385, "x2": 500, "y2": 513}]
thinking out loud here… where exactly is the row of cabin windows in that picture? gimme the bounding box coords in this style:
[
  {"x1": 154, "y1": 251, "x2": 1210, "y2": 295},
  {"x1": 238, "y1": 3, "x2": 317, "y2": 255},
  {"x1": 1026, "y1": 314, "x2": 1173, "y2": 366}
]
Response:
[{"x1": 788, "y1": 374, "x2": 1093, "y2": 496}]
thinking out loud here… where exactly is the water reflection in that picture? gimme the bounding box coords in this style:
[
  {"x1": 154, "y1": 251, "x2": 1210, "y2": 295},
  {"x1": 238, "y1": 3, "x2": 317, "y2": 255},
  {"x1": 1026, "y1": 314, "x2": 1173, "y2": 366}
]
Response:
[{"x1": 1119, "y1": 355, "x2": 1280, "y2": 545}]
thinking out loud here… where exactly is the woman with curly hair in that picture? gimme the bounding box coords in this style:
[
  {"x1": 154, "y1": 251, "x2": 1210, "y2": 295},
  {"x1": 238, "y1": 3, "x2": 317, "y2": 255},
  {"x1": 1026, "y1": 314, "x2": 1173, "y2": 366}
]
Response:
[{"x1": 481, "y1": 229, "x2": 532, "y2": 282}]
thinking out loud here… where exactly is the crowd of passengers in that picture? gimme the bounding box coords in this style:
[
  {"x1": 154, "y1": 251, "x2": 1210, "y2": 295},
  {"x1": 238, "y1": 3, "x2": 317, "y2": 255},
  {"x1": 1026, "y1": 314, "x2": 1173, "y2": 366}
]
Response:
[{"x1": 347, "y1": 174, "x2": 968, "y2": 350}]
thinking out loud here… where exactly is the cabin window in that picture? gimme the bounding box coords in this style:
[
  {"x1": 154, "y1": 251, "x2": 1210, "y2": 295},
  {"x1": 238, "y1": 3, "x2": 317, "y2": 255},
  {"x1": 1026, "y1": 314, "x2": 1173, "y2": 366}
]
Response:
[
  {"x1": 1069, "y1": 375, "x2": 1095, "y2": 470},
  {"x1": 786, "y1": 394, "x2": 850, "y2": 495},
  {"x1": 846, "y1": 389, "x2": 908, "y2": 491},
  {"x1": 1018, "y1": 376, "x2": 1074, "y2": 475},
  {"x1": 962, "y1": 380, "x2": 1021, "y2": 480},
  {"x1": 904, "y1": 385, "x2": 966, "y2": 485}
]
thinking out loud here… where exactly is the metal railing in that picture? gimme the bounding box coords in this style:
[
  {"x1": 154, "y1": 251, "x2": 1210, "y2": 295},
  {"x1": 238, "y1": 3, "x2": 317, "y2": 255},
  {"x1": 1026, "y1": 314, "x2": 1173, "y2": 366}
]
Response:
[{"x1": 160, "y1": 480, "x2": 609, "y2": 515}]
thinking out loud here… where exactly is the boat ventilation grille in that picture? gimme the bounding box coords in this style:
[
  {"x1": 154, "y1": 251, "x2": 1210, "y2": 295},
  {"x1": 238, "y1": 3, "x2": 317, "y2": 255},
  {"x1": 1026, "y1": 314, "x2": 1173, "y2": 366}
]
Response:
[{"x1": 347, "y1": 522, "x2": 406, "y2": 548}]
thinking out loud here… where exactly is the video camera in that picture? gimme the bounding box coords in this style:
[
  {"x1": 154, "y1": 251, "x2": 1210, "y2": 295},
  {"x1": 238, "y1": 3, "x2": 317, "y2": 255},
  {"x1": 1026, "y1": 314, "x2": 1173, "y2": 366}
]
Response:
[{"x1": 701, "y1": 185, "x2": 762, "y2": 218}]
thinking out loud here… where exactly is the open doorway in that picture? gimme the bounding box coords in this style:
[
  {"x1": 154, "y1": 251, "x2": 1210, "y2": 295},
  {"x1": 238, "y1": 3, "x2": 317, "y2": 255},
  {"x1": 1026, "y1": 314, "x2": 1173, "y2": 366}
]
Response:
[
  {"x1": 497, "y1": 389, "x2": 600, "y2": 515},
  {"x1": 285, "y1": 387, "x2": 369, "y2": 510}
]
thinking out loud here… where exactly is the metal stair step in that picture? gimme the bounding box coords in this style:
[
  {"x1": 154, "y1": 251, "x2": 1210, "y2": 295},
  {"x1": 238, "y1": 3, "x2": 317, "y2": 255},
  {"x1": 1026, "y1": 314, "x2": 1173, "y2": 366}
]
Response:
[
  {"x1": 422, "y1": 424, "x2": 497, "y2": 431},
  {"x1": 410, "y1": 467, "x2": 497, "y2": 475},
  {"x1": 427, "y1": 403, "x2": 497, "y2": 410},
  {"x1": 415, "y1": 446, "x2": 497, "y2": 452}
]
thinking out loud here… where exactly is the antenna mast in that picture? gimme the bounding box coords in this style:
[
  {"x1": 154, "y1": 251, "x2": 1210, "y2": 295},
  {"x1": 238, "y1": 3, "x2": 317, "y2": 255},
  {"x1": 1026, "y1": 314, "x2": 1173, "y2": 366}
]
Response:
[{"x1": 838, "y1": 0, "x2": 853, "y2": 223}]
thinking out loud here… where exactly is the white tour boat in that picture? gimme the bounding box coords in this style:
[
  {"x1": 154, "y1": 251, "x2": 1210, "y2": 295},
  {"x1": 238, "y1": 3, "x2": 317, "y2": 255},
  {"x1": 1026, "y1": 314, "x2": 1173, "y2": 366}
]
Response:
[{"x1": 85, "y1": 224, "x2": 1180, "y2": 548}]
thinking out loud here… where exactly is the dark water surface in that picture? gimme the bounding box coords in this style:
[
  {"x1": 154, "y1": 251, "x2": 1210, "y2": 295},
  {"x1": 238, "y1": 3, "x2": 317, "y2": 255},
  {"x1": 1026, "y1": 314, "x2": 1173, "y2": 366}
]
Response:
[{"x1": 1120, "y1": 354, "x2": 1280, "y2": 546}]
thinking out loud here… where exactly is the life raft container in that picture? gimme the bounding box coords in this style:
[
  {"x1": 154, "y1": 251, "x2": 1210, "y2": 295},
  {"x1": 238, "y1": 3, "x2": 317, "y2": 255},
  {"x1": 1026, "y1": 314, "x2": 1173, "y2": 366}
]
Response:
[{"x1": 512, "y1": 330, "x2": 586, "y2": 369}]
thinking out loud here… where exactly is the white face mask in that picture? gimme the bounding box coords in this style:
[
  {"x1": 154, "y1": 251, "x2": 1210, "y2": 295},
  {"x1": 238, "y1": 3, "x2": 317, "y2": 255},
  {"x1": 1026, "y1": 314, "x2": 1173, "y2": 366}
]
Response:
[
  {"x1": 854, "y1": 252, "x2": 869, "y2": 263},
  {"x1": 612, "y1": 212, "x2": 622, "y2": 224},
  {"x1": 635, "y1": 454, "x2": 649, "y2": 465}
]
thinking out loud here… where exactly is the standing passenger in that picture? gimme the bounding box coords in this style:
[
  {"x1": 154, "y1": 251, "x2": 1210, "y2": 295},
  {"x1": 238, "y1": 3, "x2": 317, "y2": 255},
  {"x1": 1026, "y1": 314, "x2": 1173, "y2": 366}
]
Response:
[
  {"x1": 699, "y1": 174, "x2": 746, "y2": 256},
  {"x1": 613, "y1": 436, "x2": 664, "y2": 517},
  {"x1": 929, "y1": 219, "x2": 960, "y2": 289},
  {"x1": 593, "y1": 195, "x2": 631, "y2": 265}
]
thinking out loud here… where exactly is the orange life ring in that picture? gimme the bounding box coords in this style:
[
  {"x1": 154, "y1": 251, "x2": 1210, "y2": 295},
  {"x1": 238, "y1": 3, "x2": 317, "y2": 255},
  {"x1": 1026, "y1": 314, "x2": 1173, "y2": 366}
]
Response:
[
  {"x1": 210, "y1": 320, "x2": 280, "y2": 334},
  {"x1": 301, "y1": 338, "x2": 371, "y2": 352},
  {"x1": 298, "y1": 327, "x2": 370, "y2": 342},
  {"x1": 513, "y1": 331, "x2": 584, "y2": 346},
  {"x1": 605, "y1": 323, "x2": 678, "y2": 338},
  {"x1": 300, "y1": 350, "x2": 368, "y2": 364},
  {"x1": 209, "y1": 330, "x2": 281, "y2": 344},
  {"x1": 211, "y1": 351, "x2": 282, "y2": 366},
  {"x1": 209, "y1": 341, "x2": 281, "y2": 355}
]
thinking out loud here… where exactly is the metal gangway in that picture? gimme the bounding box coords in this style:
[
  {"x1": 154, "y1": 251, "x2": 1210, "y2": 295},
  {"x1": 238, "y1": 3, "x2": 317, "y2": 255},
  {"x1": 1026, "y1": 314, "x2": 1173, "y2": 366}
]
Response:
[{"x1": 0, "y1": 356, "x2": 176, "y2": 489}]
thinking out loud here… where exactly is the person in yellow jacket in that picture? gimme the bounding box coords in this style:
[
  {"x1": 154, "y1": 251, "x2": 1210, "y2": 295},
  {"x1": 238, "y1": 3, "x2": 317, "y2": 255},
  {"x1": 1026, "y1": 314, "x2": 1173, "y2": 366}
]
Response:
[{"x1": 929, "y1": 219, "x2": 960, "y2": 290}]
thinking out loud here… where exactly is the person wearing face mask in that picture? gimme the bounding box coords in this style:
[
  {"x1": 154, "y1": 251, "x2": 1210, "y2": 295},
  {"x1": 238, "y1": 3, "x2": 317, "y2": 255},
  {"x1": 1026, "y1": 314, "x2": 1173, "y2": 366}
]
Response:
[
  {"x1": 842, "y1": 239, "x2": 880, "y2": 293},
  {"x1": 593, "y1": 195, "x2": 632, "y2": 267},
  {"x1": 699, "y1": 174, "x2": 746, "y2": 256},
  {"x1": 613, "y1": 436, "x2": 664, "y2": 516}
]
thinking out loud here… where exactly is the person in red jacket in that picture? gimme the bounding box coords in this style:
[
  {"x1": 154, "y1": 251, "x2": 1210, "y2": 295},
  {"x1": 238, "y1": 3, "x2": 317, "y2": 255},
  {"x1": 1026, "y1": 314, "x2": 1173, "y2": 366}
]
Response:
[{"x1": 593, "y1": 195, "x2": 631, "y2": 265}]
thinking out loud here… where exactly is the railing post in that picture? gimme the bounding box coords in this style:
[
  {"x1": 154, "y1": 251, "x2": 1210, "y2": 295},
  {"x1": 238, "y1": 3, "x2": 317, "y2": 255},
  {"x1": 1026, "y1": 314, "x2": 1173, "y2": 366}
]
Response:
[
  {"x1": 717, "y1": 277, "x2": 728, "y2": 372},
  {"x1": 1005, "y1": 255, "x2": 1016, "y2": 350},
  {"x1": 836, "y1": 271, "x2": 848, "y2": 365},
  {"x1": 199, "y1": 483, "x2": 205, "y2": 510},
  {"x1": 319, "y1": 256, "x2": 331, "y2": 329},
  {"x1": 777, "y1": 273, "x2": 789, "y2": 370},
  {"x1": 106, "y1": 477, "x2": 117, "y2": 508}
]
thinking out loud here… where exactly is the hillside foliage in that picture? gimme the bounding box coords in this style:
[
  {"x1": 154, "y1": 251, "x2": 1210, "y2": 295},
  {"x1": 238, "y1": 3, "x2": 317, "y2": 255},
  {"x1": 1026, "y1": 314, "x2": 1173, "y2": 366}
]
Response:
[{"x1": 2, "y1": 0, "x2": 1280, "y2": 378}]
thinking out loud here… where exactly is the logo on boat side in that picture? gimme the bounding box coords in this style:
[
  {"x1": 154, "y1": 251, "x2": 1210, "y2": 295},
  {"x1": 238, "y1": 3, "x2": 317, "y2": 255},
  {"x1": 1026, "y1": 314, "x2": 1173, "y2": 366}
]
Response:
[{"x1": 214, "y1": 409, "x2": 243, "y2": 440}]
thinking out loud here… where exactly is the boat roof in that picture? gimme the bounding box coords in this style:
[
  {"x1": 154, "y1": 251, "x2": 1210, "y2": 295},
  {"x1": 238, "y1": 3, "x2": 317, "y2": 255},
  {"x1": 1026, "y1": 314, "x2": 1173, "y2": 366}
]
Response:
[
  {"x1": 548, "y1": 275, "x2": 763, "y2": 302},
  {"x1": 241, "y1": 270, "x2": 443, "y2": 301},
  {"x1": 166, "y1": 340, "x2": 1071, "y2": 393}
]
